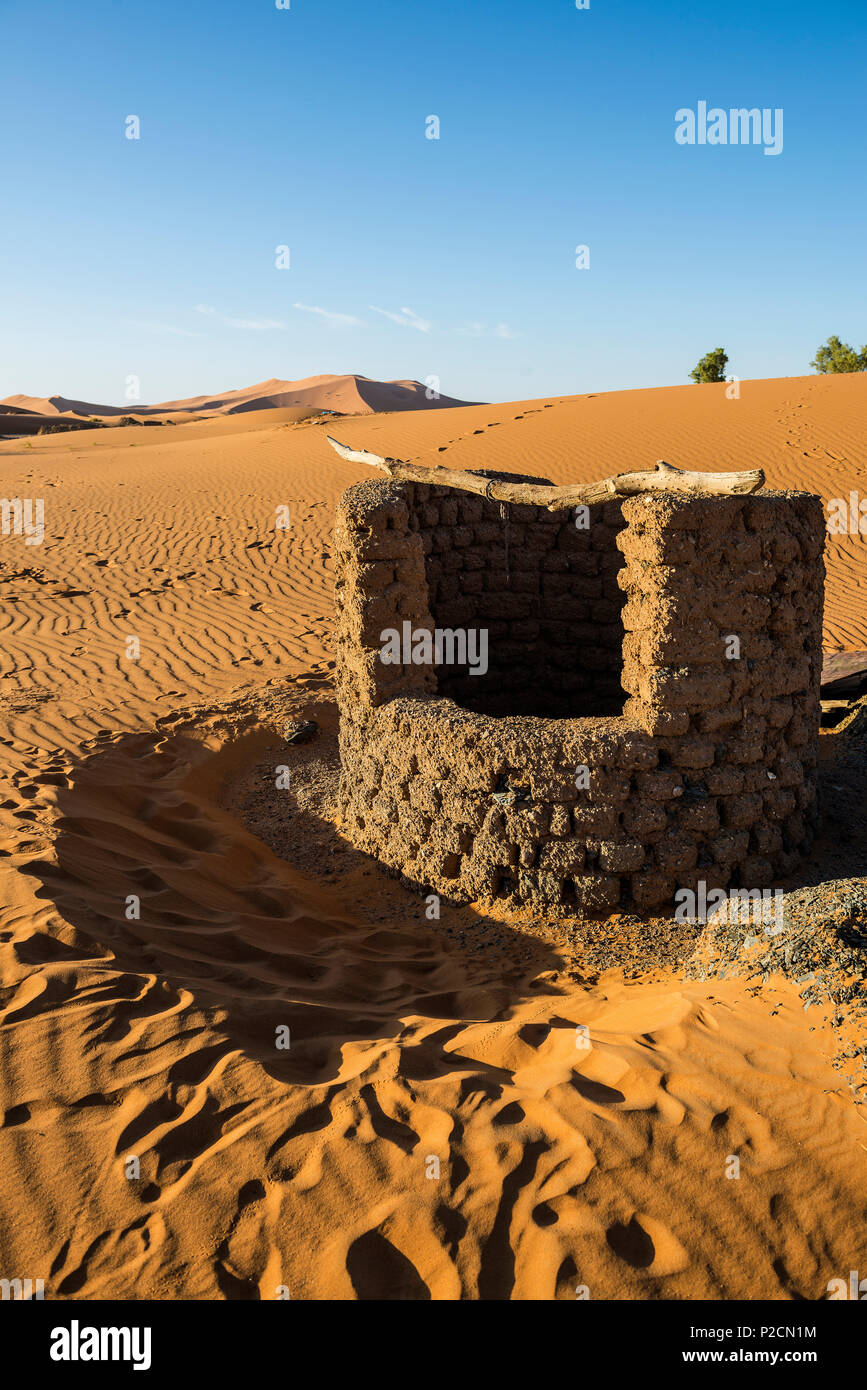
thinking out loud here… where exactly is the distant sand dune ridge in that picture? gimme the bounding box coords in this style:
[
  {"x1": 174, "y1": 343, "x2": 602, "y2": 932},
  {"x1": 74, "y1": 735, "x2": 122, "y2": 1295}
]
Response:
[{"x1": 0, "y1": 373, "x2": 479, "y2": 422}]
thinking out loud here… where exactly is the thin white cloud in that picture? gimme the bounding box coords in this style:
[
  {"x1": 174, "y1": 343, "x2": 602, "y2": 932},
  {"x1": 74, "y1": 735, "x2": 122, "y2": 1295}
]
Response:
[
  {"x1": 369, "y1": 305, "x2": 432, "y2": 333},
  {"x1": 294, "y1": 302, "x2": 365, "y2": 327},
  {"x1": 195, "y1": 304, "x2": 286, "y2": 331},
  {"x1": 457, "y1": 321, "x2": 520, "y2": 340},
  {"x1": 132, "y1": 320, "x2": 204, "y2": 338}
]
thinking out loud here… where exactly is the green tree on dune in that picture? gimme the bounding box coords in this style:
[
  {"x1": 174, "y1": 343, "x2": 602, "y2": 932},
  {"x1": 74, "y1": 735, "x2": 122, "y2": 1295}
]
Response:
[
  {"x1": 689, "y1": 348, "x2": 729, "y2": 383},
  {"x1": 811, "y1": 335, "x2": 867, "y2": 374}
]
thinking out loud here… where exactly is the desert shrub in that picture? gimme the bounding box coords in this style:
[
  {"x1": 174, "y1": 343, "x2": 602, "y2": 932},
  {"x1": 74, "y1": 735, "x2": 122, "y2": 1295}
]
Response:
[
  {"x1": 810, "y1": 335, "x2": 867, "y2": 374},
  {"x1": 689, "y1": 348, "x2": 728, "y2": 383}
]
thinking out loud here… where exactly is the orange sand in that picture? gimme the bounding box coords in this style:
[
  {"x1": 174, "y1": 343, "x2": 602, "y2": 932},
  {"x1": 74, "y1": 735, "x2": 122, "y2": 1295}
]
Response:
[{"x1": 1, "y1": 372, "x2": 866, "y2": 1299}]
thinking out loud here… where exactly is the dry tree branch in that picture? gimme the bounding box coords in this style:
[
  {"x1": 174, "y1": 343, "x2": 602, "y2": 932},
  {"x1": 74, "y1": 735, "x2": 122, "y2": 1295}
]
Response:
[{"x1": 325, "y1": 435, "x2": 764, "y2": 510}]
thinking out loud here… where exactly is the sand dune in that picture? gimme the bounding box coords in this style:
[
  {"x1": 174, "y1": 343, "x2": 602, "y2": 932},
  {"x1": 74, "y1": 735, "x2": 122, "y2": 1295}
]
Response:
[
  {"x1": 1, "y1": 371, "x2": 866, "y2": 1299},
  {"x1": 0, "y1": 374, "x2": 478, "y2": 422},
  {"x1": 0, "y1": 413, "x2": 97, "y2": 438}
]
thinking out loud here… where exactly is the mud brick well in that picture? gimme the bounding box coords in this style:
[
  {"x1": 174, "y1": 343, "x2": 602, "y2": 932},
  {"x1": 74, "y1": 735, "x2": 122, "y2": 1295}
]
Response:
[{"x1": 331, "y1": 473, "x2": 825, "y2": 913}]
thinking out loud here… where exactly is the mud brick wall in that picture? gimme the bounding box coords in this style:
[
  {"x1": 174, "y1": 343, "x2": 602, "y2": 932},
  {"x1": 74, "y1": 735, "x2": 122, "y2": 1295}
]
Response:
[
  {"x1": 332, "y1": 477, "x2": 824, "y2": 914},
  {"x1": 409, "y1": 483, "x2": 627, "y2": 718}
]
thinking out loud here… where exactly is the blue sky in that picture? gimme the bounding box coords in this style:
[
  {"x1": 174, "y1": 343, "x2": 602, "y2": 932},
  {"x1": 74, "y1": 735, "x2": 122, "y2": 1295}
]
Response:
[{"x1": 1, "y1": 0, "x2": 865, "y2": 405}]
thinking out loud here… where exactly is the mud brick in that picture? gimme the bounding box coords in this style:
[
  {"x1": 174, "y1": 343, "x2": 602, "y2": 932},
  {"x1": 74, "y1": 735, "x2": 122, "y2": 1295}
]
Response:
[
  {"x1": 542, "y1": 573, "x2": 579, "y2": 596},
  {"x1": 450, "y1": 525, "x2": 474, "y2": 549},
  {"x1": 510, "y1": 619, "x2": 541, "y2": 642},
  {"x1": 432, "y1": 528, "x2": 455, "y2": 554},
  {"x1": 590, "y1": 524, "x2": 620, "y2": 553},
  {"x1": 462, "y1": 859, "x2": 500, "y2": 898},
  {"x1": 567, "y1": 551, "x2": 604, "y2": 577},
  {"x1": 750, "y1": 824, "x2": 782, "y2": 856},
  {"x1": 538, "y1": 839, "x2": 586, "y2": 874},
  {"x1": 471, "y1": 832, "x2": 516, "y2": 869},
  {"x1": 631, "y1": 870, "x2": 675, "y2": 909},
  {"x1": 637, "y1": 769, "x2": 684, "y2": 801},
  {"x1": 536, "y1": 871, "x2": 567, "y2": 902},
  {"x1": 531, "y1": 772, "x2": 581, "y2": 801},
  {"x1": 459, "y1": 550, "x2": 488, "y2": 572},
  {"x1": 508, "y1": 549, "x2": 538, "y2": 575},
  {"x1": 623, "y1": 698, "x2": 691, "y2": 737},
  {"x1": 458, "y1": 495, "x2": 484, "y2": 523},
  {"x1": 600, "y1": 550, "x2": 626, "y2": 576},
  {"x1": 524, "y1": 526, "x2": 555, "y2": 552},
  {"x1": 709, "y1": 829, "x2": 750, "y2": 866},
  {"x1": 621, "y1": 801, "x2": 667, "y2": 840},
  {"x1": 655, "y1": 832, "x2": 698, "y2": 874},
  {"x1": 677, "y1": 798, "x2": 720, "y2": 834},
  {"x1": 773, "y1": 758, "x2": 805, "y2": 788},
  {"x1": 481, "y1": 593, "x2": 531, "y2": 620},
  {"x1": 744, "y1": 500, "x2": 776, "y2": 531},
  {"x1": 436, "y1": 575, "x2": 461, "y2": 603},
  {"x1": 676, "y1": 865, "x2": 732, "y2": 896},
  {"x1": 356, "y1": 560, "x2": 397, "y2": 592},
  {"x1": 738, "y1": 856, "x2": 774, "y2": 887},
  {"x1": 740, "y1": 766, "x2": 775, "y2": 793},
  {"x1": 542, "y1": 550, "x2": 570, "y2": 572},
  {"x1": 720, "y1": 792, "x2": 764, "y2": 829},
  {"x1": 697, "y1": 702, "x2": 743, "y2": 734},
  {"x1": 573, "y1": 803, "x2": 621, "y2": 836},
  {"x1": 504, "y1": 806, "x2": 548, "y2": 839},
  {"x1": 503, "y1": 572, "x2": 537, "y2": 594},
  {"x1": 591, "y1": 598, "x2": 622, "y2": 623},
  {"x1": 617, "y1": 529, "x2": 698, "y2": 567},
  {"x1": 588, "y1": 769, "x2": 631, "y2": 801},
  {"x1": 596, "y1": 623, "x2": 625, "y2": 649},
  {"x1": 704, "y1": 766, "x2": 744, "y2": 796},
  {"x1": 663, "y1": 738, "x2": 716, "y2": 770},
  {"x1": 436, "y1": 600, "x2": 478, "y2": 629},
  {"x1": 723, "y1": 736, "x2": 764, "y2": 765},
  {"x1": 763, "y1": 787, "x2": 797, "y2": 820},
  {"x1": 643, "y1": 668, "x2": 731, "y2": 711},
  {"x1": 572, "y1": 873, "x2": 620, "y2": 910},
  {"x1": 784, "y1": 716, "x2": 810, "y2": 748},
  {"x1": 596, "y1": 839, "x2": 645, "y2": 873},
  {"x1": 640, "y1": 626, "x2": 724, "y2": 667}
]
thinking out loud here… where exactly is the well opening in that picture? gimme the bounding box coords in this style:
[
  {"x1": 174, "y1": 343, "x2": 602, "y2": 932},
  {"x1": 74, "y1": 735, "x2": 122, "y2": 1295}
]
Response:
[{"x1": 407, "y1": 481, "x2": 628, "y2": 719}]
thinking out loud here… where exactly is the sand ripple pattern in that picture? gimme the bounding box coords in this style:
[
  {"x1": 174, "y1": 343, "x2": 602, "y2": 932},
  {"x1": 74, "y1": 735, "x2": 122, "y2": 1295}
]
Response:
[
  {"x1": 2, "y1": 382, "x2": 866, "y2": 1299},
  {"x1": 1, "y1": 728, "x2": 865, "y2": 1299}
]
